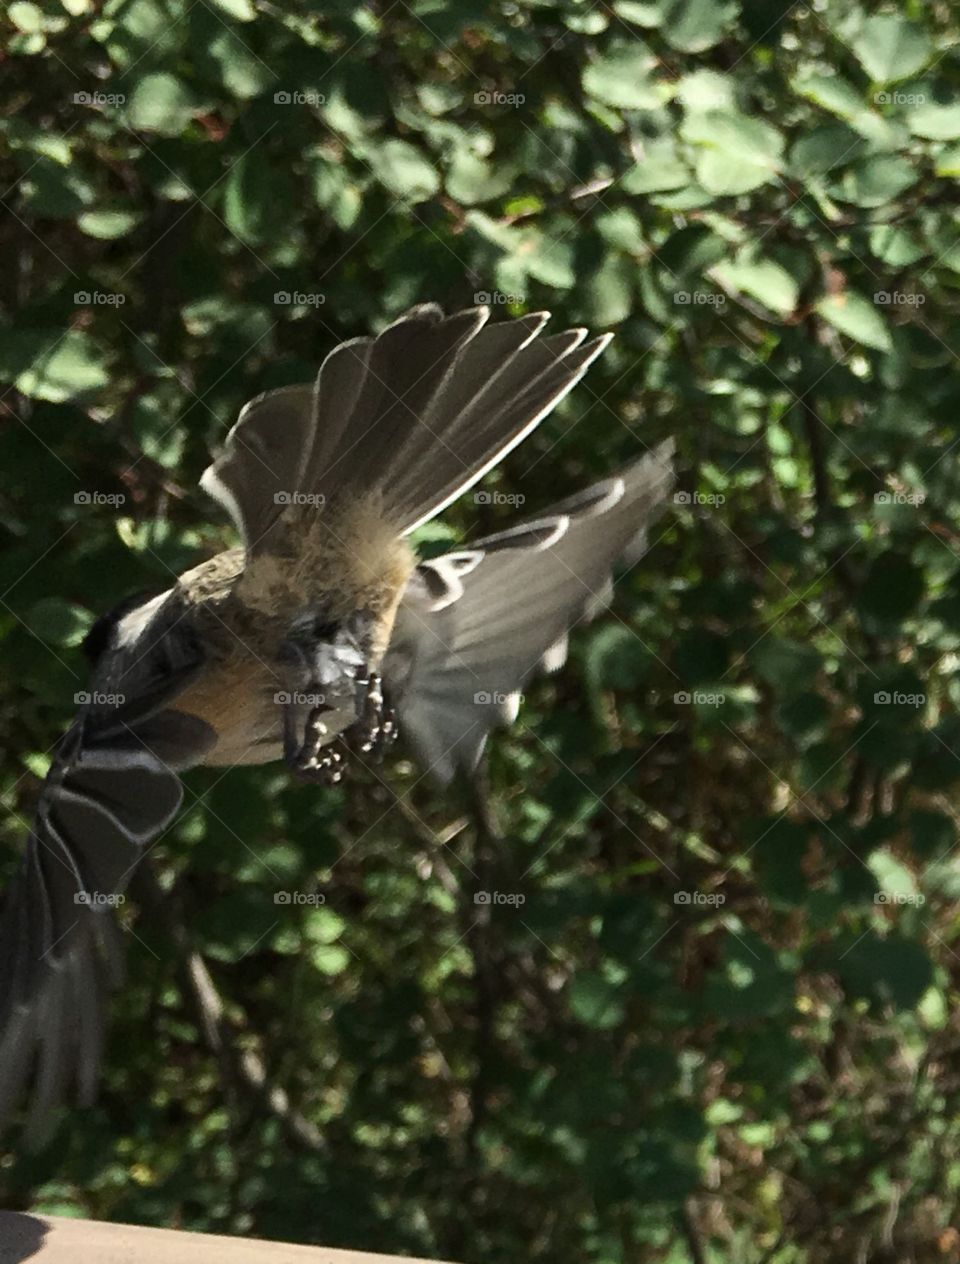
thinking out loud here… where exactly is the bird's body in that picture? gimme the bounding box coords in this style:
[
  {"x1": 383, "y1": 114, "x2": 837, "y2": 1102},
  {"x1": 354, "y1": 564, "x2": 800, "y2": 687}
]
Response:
[{"x1": 0, "y1": 302, "x2": 674, "y2": 1140}]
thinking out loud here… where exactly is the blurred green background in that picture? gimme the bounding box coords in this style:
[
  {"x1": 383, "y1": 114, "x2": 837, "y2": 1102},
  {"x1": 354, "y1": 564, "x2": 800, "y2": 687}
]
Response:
[{"x1": 2, "y1": 1, "x2": 960, "y2": 1261}]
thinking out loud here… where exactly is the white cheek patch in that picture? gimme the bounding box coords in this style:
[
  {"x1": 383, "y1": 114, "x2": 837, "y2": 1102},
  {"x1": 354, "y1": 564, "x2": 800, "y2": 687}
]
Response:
[{"x1": 114, "y1": 591, "x2": 172, "y2": 649}]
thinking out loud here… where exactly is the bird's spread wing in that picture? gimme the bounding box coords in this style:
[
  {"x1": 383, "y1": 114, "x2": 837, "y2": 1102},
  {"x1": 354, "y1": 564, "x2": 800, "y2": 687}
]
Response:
[
  {"x1": 0, "y1": 690, "x2": 215, "y2": 1141},
  {"x1": 383, "y1": 442, "x2": 674, "y2": 783}
]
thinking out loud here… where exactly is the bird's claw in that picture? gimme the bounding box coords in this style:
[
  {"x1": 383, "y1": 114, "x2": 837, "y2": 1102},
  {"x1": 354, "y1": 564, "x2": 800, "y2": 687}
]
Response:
[{"x1": 352, "y1": 669, "x2": 398, "y2": 760}]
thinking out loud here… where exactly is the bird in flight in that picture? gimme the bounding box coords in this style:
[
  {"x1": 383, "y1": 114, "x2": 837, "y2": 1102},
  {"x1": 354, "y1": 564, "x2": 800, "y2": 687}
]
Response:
[{"x1": 0, "y1": 303, "x2": 673, "y2": 1139}]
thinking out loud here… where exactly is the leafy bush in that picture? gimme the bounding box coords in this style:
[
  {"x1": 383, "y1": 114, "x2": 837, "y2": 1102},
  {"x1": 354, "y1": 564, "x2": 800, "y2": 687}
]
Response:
[{"x1": 2, "y1": 1, "x2": 960, "y2": 1261}]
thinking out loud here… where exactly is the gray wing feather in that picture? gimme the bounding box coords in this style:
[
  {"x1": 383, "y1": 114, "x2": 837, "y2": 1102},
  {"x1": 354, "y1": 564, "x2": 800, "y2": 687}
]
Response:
[
  {"x1": 384, "y1": 441, "x2": 674, "y2": 783},
  {"x1": 0, "y1": 709, "x2": 215, "y2": 1142}
]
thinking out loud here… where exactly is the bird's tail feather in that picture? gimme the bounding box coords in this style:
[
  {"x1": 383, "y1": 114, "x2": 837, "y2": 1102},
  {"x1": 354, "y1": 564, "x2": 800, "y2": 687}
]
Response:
[{"x1": 200, "y1": 304, "x2": 612, "y2": 553}]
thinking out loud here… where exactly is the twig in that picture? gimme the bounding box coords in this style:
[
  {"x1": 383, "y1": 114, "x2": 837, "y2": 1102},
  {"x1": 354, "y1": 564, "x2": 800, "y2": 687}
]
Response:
[{"x1": 131, "y1": 866, "x2": 325, "y2": 1153}]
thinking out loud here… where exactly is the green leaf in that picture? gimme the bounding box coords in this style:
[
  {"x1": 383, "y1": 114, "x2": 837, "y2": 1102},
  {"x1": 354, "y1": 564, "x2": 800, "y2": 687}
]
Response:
[
  {"x1": 569, "y1": 973, "x2": 625, "y2": 1029},
  {"x1": 832, "y1": 933, "x2": 933, "y2": 1008},
  {"x1": 580, "y1": 252, "x2": 634, "y2": 325},
  {"x1": 312, "y1": 160, "x2": 362, "y2": 231},
  {"x1": 711, "y1": 255, "x2": 798, "y2": 316},
  {"x1": 682, "y1": 110, "x2": 783, "y2": 194},
  {"x1": 126, "y1": 72, "x2": 199, "y2": 135},
  {"x1": 833, "y1": 155, "x2": 917, "y2": 207},
  {"x1": 815, "y1": 291, "x2": 892, "y2": 352},
  {"x1": 585, "y1": 624, "x2": 651, "y2": 690},
  {"x1": 935, "y1": 144, "x2": 960, "y2": 177},
  {"x1": 907, "y1": 101, "x2": 960, "y2": 141},
  {"x1": 77, "y1": 209, "x2": 141, "y2": 239},
  {"x1": 659, "y1": 0, "x2": 740, "y2": 52},
  {"x1": 26, "y1": 598, "x2": 92, "y2": 647},
  {"x1": 788, "y1": 124, "x2": 864, "y2": 177},
  {"x1": 749, "y1": 637, "x2": 820, "y2": 689},
  {"x1": 309, "y1": 943, "x2": 350, "y2": 976},
  {"x1": 224, "y1": 153, "x2": 295, "y2": 245},
  {"x1": 869, "y1": 224, "x2": 926, "y2": 267},
  {"x1": 847, "y1": 15, "x2": 932, "y2": 83},
  {"x1": 207, "y1": 0, "x2": 256, "y2": 19},
  {"x1": 622, "y1": 139, "x2": 690, "y2": 193},
  {"x1": 582, "y1": 42, "x2": 660, "y2": 109},
  {"x1": 446, "y1": 149, "x2": 512, "y2": 205},
  {"x1": 14, "y1": 331, "x2": 110, "y2": 402},
  {"x1": 673, "y1": 69, "x2": 734, "y2": 113},
  {"x1": 9, "y1": 1, "x2": 44, "y2": 32},
  {"x1": 372, "y1": 139, "x2": 440, "y2": 202}
]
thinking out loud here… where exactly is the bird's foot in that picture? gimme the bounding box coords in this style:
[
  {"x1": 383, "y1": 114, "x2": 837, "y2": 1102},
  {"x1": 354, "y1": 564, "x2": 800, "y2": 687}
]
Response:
[
  {"x1": 287, "y1": 700, "x2": 345, "y2": 785},
  {"x1": 351, "y1": 669, "x2": 398, "y2": 760}
]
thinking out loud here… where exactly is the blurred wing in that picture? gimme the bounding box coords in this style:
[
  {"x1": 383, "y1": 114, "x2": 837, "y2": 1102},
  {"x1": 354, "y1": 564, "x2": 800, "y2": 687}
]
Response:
[
  {"x1": 384, "y1": 442, "x2": 674, "y2": 783},
  {"x1": 0, "y1": 707, "x2": 215, "y2": 1142}
]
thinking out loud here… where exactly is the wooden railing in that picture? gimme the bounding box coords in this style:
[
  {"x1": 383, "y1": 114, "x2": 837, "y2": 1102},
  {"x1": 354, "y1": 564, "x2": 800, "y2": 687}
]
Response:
[{"x1": 0, "y1": 1213, "x2": 458, "y2": 1264}]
